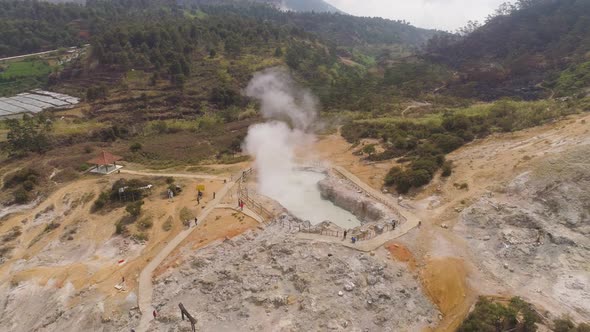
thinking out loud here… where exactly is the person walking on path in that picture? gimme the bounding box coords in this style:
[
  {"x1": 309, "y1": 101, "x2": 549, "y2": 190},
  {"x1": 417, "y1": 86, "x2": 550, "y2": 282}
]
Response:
[
  {"x1": 213, "y1": 192, "x2": 216, "y2": 199},
  {"x1": 194, "y1": 217, "x2": 198, "y2": 227},
  {"x1": 343, "y1": 230, "x2": 348, "y2": 240},
  {"x1": 153, "y1": 310, "x2": 157, "y2": 319}
]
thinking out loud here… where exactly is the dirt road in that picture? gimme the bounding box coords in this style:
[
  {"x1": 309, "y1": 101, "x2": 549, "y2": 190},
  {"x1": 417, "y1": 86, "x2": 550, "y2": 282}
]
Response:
[
  {"x1": 136, "y1": 176, "x2": 239, "y2": 332},
  {"x1": 401, "y1": 101, "x2": 431, "y2": 117},
  {"x1": 120, "y1": 169, "x2": 221, "y2": 180}
]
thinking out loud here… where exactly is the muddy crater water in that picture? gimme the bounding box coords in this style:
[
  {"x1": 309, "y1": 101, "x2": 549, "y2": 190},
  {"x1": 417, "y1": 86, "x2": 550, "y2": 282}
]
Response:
[{"x1": 269, "y1": 170, "x2": 361, "y2": 229}]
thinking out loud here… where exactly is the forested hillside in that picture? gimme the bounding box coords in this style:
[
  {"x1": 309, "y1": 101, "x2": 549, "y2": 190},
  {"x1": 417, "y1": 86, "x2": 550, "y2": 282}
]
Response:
[
  {"x1": 0, "y1": 0, "x2": 87, "y2": 57},
  {"x1": 0, "y1": 0, "x2": 434, "y2": 58},
  {"x1": 426, "y1": 0, "x2": 590, "y2": 100},
  {"x1": 2, "y1": 0, "x2": 588, "y2": 191},
  {"x1": 181, "y1": 0, "x2": 343, "y2": 13},
  {"x1": 197, "y1": 4, "x2": 436, "y2": 47}
]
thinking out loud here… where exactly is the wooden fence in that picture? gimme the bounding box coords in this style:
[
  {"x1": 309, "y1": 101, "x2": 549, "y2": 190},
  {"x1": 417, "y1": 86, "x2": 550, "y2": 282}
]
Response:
[
  {"x1": 236, "y1": 168, "x2": 274, "y2": 223},
  {"x1": 282, "y1": 219, "x2": 400, "y2": 242}
]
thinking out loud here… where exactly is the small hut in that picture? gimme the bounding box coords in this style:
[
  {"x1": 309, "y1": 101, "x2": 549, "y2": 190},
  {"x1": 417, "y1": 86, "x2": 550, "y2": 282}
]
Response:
[{"x1": 88, "y1": 150, "x2": 123, "y2": 175}]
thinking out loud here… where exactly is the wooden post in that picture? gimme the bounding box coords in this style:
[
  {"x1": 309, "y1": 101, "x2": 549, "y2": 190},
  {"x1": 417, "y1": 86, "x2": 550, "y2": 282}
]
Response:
[{"x1": 179, "y1": 302, "x2": 197, "y2": 332}]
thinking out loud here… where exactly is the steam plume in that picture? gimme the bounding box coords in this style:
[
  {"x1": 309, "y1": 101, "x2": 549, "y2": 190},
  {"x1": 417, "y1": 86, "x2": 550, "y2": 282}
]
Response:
[{"x1": 243, "y1": 67, "x2": 318, "y2": 205}]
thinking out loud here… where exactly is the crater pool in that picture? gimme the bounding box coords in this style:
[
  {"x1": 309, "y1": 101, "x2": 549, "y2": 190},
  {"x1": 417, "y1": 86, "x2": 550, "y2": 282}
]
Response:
[{"x1": 263, "y1": 170, "x2": 361, "y2": 229}]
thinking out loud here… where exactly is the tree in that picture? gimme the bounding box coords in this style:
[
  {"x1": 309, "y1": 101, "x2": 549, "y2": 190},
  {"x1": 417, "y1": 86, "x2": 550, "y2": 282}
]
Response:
[
  {"x1": 210, "y1": 86, "x2": 241, "y2": 108},
  {"x1": 4, "y1": 114, "x2": 52, "y2": 156}
]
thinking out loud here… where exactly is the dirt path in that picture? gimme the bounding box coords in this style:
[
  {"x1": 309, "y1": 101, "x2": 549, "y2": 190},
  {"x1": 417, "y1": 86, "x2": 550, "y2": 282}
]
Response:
[
  {"x1": 136, "y1": 175, "x2": 246, "y2": 332},
  {"x1": 309, "y1": 115, "x2": 590, "y2": 330},
  {"x1": 120, "y1": 169, "x2": 221, "y2": 180},
  {"x1": 333, "y1": 165, "x2": 420, "y2": 225},
  {"x1": 401, "y1": 101, "x2": 431, "y2": 118},
  {"x1": 215, "y1": 204, "x2": 265, "y2": 224}
]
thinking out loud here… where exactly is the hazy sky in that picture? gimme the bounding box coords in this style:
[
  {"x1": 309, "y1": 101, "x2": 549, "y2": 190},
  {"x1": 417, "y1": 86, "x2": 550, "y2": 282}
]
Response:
[{"x1": 325, "y1": 0, "x2": 506, "y2": 31}]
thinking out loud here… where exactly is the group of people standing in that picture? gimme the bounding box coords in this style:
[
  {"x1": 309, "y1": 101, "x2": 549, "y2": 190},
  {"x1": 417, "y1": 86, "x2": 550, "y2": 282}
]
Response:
[
  {"x1": 341, "y1": 219, "x2": 400, "y2": 244},
  {"x1": 183, "y1": 217, "x2": 198, "y2": 228}
]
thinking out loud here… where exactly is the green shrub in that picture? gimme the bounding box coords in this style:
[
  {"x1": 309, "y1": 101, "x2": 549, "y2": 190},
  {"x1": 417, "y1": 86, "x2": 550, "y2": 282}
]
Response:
[
  {"x1": 408, "y1": 169, "x2": 432, "y2": 187},
  {"x1": 78, "y1": 163, "x2": 91, "y2": 172},
  {"x1": 132, "y1": 232, "x2": 149, "y2": 242},
  {"x1": 362, "y1": 144, "x2": 376, "y2": 155},
  {"x1": 4, "y1": 168, "x2": 39, "y2": 189},
  {"x1": 431, "y1": 133, "x2": 465, "y2": 153},
  {"x1": 22, "y1": 180, "x2": 34, "y2": 191},
  {"x1": 412, "y1": 157, "x2": 440, "y2": 176},
  {"x1": 110, "y1": 178, "x2": 150, "y2": 202},
  {"x1": 460, "y1": 183, "x2": 469, "y2": 190},
  {"x1": 125, "y1": 200, "x2": 144, "y2": 218},
  {"x1": 115, "y1": 220, "x2": 128, "y2": 235},
  {"x1": 93, "y1": 191, "x2": 109, "y2": 211},
  {"x1": 13, "y1": 188, "x2": 28, "y2": 204},
  {"x1": 458, "y1": 296, "x2": 538, "y2": 332},
  {"x1": 130, "y1": 142, "x2": 142, "y2": 152},
  {"x1": 554, "y1": 318, "x2": 590, "y2": 332},
  {"x1": 162, "y1": 217, "x2": 173, "y2": 231},
  {"x1": 441, "y1": 161, "x2": 453, "y2": 177},
  {"x1": 384, "y1": 166, "x2": 403, "y2": 187},
  {"x1": 395, "y1": 173, "x2": 412, "y2": 194},
  {"x1": 138, "y1": 217, "x2": 153, "y2": 230},
  {"x1": 165, "y1": 177, "x2": 175, "y2": 185},
  {"x1": 179, "y1": 207, "x2": 193, "y2": 221},
  {"x1": 43, "y1": 222, "x2": 60, "y2": 233},
  {"x1": 555, "y1": 61, "x2": 590, "y2": 97}
]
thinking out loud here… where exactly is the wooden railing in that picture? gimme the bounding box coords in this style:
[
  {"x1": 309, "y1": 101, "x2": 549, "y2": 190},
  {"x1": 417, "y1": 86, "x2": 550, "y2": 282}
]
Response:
[
  {"x1": 282, "y1": 219, "x2": 400, "y2": 242},
  {"x1": 236, "y1": 168, "x2": 274, "y2": 223}
]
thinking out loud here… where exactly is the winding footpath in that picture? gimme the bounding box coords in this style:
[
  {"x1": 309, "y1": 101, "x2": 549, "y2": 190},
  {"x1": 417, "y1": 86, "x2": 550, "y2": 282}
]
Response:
[
  {"x1": 120, "y1": 169, "x2": 220, "y2": 180},
  {"x1": 298, "y1": 166, "x2": 421, "y2": 251},
  {"x1": 134, "y1": 165, "x2": 419, "y2": 330},
  {"x1": 136, "y1": 177, "x2": 236, "y2": 332}
]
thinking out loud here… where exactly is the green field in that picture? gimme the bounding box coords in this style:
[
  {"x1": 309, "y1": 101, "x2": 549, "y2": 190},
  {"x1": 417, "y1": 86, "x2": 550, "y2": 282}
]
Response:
[
  {"x1": 0, "y1": 59, "x2": 52, "y2": 79},
  {"x1": 0, "y1": 59, "x2": 53, "y2": 96}
]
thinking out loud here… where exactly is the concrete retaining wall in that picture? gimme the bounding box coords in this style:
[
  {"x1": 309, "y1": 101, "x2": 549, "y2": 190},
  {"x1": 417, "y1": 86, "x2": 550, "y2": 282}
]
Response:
[{"x1": 318, "y1": 178, "x2": 396, "y2": 224}]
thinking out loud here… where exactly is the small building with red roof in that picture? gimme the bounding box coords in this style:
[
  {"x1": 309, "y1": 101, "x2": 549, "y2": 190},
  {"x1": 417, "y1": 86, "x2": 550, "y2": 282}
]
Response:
[{"x1": 87, "y1": 150, "x2": 123, "y2": 175}]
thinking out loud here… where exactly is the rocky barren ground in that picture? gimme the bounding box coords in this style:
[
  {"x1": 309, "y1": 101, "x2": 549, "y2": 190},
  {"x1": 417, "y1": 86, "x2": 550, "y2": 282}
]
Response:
[
  {"x1": 456, "y1": 145, "x2": 590, "y2": 321},
  {"x1": 150, "y1": 219, "x2": 439, "y2": 332}
]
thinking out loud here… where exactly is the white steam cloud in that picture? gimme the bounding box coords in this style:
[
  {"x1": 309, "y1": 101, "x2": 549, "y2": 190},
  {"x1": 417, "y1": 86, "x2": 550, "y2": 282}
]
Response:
[
  {"x1": 244, "y1": 68, "x2": 318, "y2": 131},
  {"x1": 243, "y1": 67, "x2": 360, "y2": 227},
  {"x1": 243, "y1": 67, "x2": 318, "y2": 209}
]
